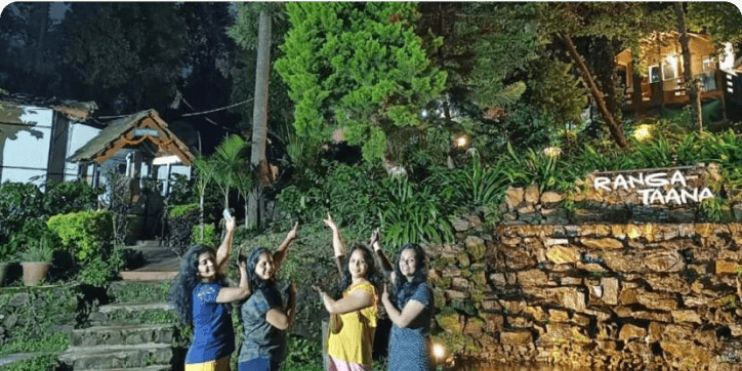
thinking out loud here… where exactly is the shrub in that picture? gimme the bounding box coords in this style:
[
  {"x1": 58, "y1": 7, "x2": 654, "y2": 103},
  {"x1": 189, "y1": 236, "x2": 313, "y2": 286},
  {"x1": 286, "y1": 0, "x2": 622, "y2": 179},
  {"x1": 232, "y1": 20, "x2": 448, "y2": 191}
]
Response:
[
  {"x1": 0, "y1": 182, "x2": 44, "y2": 245},
  {"x1": 43, "y1": 181, "x2": 102, "y2": 216},
  {"x1": 6, "y1": 218, "x2": 59, "y2": 261},
  {"x1": 168, "y1": 203, "x2": 200, "y2": 255},
  {"x1": 191, "y1": 223, "x2": 217, "y2": 247},
  {"x1": 47, "y1": 211, "x2": 113, "y2": 262}
]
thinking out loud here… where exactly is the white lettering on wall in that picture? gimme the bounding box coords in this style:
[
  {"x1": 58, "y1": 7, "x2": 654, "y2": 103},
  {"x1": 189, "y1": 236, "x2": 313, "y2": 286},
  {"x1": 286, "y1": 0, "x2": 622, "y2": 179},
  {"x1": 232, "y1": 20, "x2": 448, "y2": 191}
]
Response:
[{"x1": 592, "y1": 170, "x2": 714, "y2": 205}]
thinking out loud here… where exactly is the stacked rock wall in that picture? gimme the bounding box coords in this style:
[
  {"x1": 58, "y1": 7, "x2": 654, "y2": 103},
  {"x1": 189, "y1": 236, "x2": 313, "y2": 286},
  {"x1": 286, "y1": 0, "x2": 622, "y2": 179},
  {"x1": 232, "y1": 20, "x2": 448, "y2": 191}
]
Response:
[{"x1": 428, "y1": 168, "x2": 742, "y2": 370}]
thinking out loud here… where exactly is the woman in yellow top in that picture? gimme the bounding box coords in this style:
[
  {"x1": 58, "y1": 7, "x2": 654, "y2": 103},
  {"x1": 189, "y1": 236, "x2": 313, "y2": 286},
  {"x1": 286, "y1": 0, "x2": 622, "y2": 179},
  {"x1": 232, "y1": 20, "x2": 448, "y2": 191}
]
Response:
[{"x1": 314, "y1": 214, "x2": 380, "y2": 371}]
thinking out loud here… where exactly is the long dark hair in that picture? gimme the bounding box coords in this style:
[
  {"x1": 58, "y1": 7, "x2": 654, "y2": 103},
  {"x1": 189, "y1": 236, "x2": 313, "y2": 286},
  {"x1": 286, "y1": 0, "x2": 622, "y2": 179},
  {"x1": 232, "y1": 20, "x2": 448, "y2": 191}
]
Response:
[
  {"x1": 392, "y1": 243, "x2": 428, "y2": 306},
  {"x1": 246, "y1": 247, "x2": 276, "y2": 292},
  {"x1": 338, "y1": 245, "x2": 382, "y2": 294},
  {"x1": 171, "y1": 245, "x2": 217, "y2": 326}
]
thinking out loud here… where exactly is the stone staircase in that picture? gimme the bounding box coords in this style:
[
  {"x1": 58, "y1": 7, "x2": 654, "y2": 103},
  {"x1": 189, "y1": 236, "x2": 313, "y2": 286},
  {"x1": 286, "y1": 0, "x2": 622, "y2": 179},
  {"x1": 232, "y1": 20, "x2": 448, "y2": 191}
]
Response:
[
  {"x1": 119, "y1": 240, "x2": 179, "y2": 281},
  {"x1": 58, "y1": 281, "x2": 185, "y2": 370}
]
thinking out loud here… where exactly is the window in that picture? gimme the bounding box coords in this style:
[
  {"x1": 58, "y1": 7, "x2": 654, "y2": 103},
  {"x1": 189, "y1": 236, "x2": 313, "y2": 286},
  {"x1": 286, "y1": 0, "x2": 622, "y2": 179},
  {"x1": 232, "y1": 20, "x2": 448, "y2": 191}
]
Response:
[
  {"x1": 661, "y1": 55, "x2": 678, "y2": 80},
  {"x1": 702, "y1": 56, "x2": 715, "y2": 73},
  {"x1": 649, "y1": 65, "x2": 661, "y2": 83}
]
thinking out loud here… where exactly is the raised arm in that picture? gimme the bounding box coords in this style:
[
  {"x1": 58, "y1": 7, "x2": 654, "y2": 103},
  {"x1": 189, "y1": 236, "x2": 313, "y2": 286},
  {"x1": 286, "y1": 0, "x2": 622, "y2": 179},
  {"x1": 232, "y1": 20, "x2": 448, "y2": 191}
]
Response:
[
  {"x1": 370, "y1": 228, "x2": 394, "y2": 280},
  {"x1": 315, "y1": 286, "x2": 373, "y2": 315},
  {"x1": 381, "y1": 284, "x2": 425, "y2": 328},
  {"x1": 216, "y1": 215, "x2": 236, "y2": 275},
  {"x1": 323, "y1": 213, "x2": 346, "y2": 277},
  {"x1": 266, "y1": 282, "x2": 297, "y2": 330},
  {"x1": 216, "y1": 259, "x2": 250, "y2": 303},
  {"x1": 273, "y1": 222, "x2": 299, "y2": 273}
]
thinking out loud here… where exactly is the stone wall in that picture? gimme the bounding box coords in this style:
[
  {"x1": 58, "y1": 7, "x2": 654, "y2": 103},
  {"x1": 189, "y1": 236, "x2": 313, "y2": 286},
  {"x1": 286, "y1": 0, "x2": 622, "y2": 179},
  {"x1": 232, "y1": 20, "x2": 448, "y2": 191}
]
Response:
[{"x1": 428, "y1": 177, "x2": 742, "y2": 370}]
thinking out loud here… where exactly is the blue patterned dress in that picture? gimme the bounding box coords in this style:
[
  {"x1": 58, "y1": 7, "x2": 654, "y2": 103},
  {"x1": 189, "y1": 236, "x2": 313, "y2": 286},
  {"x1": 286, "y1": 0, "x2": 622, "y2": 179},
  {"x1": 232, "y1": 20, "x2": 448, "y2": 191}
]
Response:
[{"x1": 387, "y1": 282, "x2": 434, "y2": 371}]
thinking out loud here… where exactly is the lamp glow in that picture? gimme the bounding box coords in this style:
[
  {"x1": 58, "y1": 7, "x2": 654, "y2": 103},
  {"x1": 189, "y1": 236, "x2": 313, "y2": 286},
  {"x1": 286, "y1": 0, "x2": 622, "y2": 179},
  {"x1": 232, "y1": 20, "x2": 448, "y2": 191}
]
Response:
[
  {"x1": 432, "y1": 343, "x2": 446, "y2": 360},
  {"x1": 455, "y1": 135, "x2": 468, "y2": 148},
  {"x1": 543, "y1": 146, "x2": 562, "y2": 158},
  {"x1": 633, "y1": 124, "x2": 653, "y2": 142}
]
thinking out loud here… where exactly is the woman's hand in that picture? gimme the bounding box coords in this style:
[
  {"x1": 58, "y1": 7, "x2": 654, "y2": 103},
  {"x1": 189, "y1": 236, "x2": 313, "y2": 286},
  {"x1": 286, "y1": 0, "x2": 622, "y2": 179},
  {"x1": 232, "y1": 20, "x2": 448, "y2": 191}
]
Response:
[
  {"x1": 369, "y1": 228, "x2": 381, "y2": 251},
  {"x1": 225, "y1": 214, "x2": 236, "y2": 232},
  {"x1": 323, "y1": 213, "x2": 338, "y2": 231},
  {"x1": 286, "y1": 222, "x2": 299, "y2": 242},
  {"x1": 381, "y1": 283, "x2": 390, "y2": 304}
]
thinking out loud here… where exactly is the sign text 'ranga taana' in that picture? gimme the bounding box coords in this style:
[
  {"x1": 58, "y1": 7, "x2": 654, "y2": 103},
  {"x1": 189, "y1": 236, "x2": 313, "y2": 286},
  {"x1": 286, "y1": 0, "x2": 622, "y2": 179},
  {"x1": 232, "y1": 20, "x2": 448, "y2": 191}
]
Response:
[{"x1": 593, "y1": 170, "x2": 714, "y2": 205}]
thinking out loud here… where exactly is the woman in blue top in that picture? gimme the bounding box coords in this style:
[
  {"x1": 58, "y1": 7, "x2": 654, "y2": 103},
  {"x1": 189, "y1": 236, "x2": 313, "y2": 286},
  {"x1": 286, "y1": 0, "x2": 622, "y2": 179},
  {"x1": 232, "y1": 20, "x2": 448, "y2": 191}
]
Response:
[
  {"x1": 372, "y1": 232, "x2": 434, "y2": 371},
  {"x1": 237, "y1": 246, "x2": 297, "y2": 371},
  {"x1": 171, "y1": 215, "x2": 250, "y2": 371}
]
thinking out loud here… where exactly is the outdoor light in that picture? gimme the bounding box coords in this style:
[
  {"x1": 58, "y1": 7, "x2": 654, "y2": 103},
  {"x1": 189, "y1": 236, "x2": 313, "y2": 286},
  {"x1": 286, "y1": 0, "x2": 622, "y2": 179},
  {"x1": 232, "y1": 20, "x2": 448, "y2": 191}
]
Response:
[
  {"x1": 455, "y1": 135, "x2": 468, "y2": 148},
  {"x1": 626, "y1": 225, "x2": 641, "y2": 239},
  {"x1": 432, "y1": 342, "x2": 446, "y2": 361},
  {"x1": 543, "y1": 146, "x2": 562, "y2": 158},
  {"x1": 633, "y1": 124, "x2": 653, "y2": 142}
]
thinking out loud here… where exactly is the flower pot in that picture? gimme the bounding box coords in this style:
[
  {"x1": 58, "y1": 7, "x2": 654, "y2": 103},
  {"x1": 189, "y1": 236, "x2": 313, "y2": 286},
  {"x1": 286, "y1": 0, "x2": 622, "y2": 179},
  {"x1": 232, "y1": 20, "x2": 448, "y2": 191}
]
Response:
[
  {"x1": 0, "y1": 263, "x2": 8, "y2": 286},
  {"x1": 21, "y1": 262, "x2": 50, "y2": 286}
]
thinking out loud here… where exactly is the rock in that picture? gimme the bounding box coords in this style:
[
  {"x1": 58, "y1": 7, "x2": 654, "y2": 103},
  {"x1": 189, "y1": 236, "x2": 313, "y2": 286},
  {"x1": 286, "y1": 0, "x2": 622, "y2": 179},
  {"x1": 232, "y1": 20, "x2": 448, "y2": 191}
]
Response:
[
  {"x1": 715, "y1": 260, "x2": 741, "y2": 275},
  {"x1": 452, "y1": 277, "x2": 469, "y2": 289},
  {"x1": 465, "y1": 236, "x2": 486, "y2": 260},
  {"x1": 671, "y1": 310, "x2": 702, "y2": 324},
  {"x1": 546, "y1": 246, "x2": 580, "y2": 264},
  {"x1": 580, "y1": 224, "x2": 611, "y2": 237},
  {"x1": 463, "y1": 317, "x2": 485, "y2": 335},
  {"x1": 540, "y1": 191, "x2": 563, "y2": 204},
  {"x1": 525, "y1": 305, "x2": 547, "y2": 321},
  {"x1": 465, "y1": 214, "x2": 483, "y2": 229},
  {"x1": 588, "y1": 284, "x2": 603, "y2": 299},
  {"x1": 544, "y1": 238, "x2": 569, "y2": 247},
  {"x1": 551, "y1": 287, "x2": 586, "y2": 312},
  {"x1": 636, "y1": 291, "x2": 678, "y2": 311},
  {"x1": 485, "y1": 314, "x2": 504, "y2": 332},
  {"x1": 601, "y1": 277, "x2": 619, "y2": 305},
  {"x1": 644, "y1": 250, "x2": 685, "y2": 272},
  {"x1": 619, "y1": 324, "x2": 646, "y2": 342},
  {"x1": 445, "y1": 290, "x2": 469, "y2": 300},
  {"x1": 525, "y1": 184, "x2": 540, "y2": 204},
  {"x1": 642, "y1": 274, "x2": 691, "y2": 295},
  {"x1": 490, "y1": 273, "x2": 507, "y2": 286},
  {"x1": 516, "y1": 269, "x2": 548, "y2": 287},
  {"x1": 500, "y1": 330, "x2": 533, "y2": 346},
  {"x1": 548, "y1": 309, "x2": 570, "y2": 322},
  {"x1": 619, "y1": 288, "x2": 638, "y2": 305},
  {"x1": 647, "y1": 322, "x2": 664, "y2": 343},
  {"x1": 581, "y1": 238, "x2": 623, "y2": 250},
  {"x1": 436, "y1": 311, "x2": 462, "y2": 333},
  {"x1": 506, "y1": 187, "x2": 525, "y2": 210},
  {"x1": 452, "y1": 217, "x2": 470, "y2": 232}
]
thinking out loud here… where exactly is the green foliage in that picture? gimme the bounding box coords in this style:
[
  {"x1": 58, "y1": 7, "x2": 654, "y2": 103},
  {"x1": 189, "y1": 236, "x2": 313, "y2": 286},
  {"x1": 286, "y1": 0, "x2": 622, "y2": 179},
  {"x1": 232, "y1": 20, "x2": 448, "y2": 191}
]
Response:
[
  {"x1": 18, "y1": 234, "x2": 54, "y2": 262},
  {"x1": 212, "y1": 134, "x2": 250, "y2": 208},
  {"x1": 429, "y1": 152, "x2": 510, "y2": 210},
  {"x1": 377, "y1": 177, "x2": 454, "y2": 246},
  {"x1": 47, "y1": 211, "x2": 113, "y2": 262},
  {"x1": 0, "y1": 182, "x2": 44, "y2": 246},
  {"x1": 60, "y1": 3, "x2": 187, "y2": 113},
  {"x1": 282, "y1": 335, "x2": 323, "y2": 371},
  {"x1": 1, "y1": 354, "x2": 60, "y2": 371},
  {"x1": 0, "y1": 285, "x2": 78, "y2": 355},
  {"x1": 167, "y1": 173, "x2": 196, "y2": 205},
  {"x1": 5, "y1": 218, "x2": 55, "y2": 262},
  {"x1": 168, "y1": 203, "x2": 200, "y2": 219},
  {"x1": 43, "y1": 181, "x2": 102, "y2": 217},
  {"x1": 168, "y1": 203, "x2": 200, "y2": 255},
  {"x1": 276, "y1": 3, "x2": 446, "y2": 162},
  {"x1": 191, "y1": 223, "x2": 217, "y2": 247}
]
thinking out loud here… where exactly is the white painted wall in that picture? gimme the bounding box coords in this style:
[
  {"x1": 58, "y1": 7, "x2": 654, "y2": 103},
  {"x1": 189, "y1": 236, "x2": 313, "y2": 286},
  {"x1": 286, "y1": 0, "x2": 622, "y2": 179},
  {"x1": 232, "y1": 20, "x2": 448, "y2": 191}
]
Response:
[
  {"x1": 0, "y1": 105, "x2": 53, "y2": 185},
  {"x1": 64, "y1": 122, "x2": 101, "y2": 181}
]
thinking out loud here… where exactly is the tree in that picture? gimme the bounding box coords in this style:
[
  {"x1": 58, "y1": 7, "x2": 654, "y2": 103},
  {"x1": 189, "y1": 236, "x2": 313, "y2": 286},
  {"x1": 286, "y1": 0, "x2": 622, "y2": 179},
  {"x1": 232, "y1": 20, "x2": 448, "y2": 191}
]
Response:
[
  {"x1": 192, "y1": 156, "x2": 216, "y2": 240},
  {"x1": 58, "y1": 3, "x2": 187, "y2": 114},
  {"x1": 212, "y1": 135, "x2": 249, "y2": 211},
  {"x1": 275, "y1": 3, "x2": 447, "y2": 164}
]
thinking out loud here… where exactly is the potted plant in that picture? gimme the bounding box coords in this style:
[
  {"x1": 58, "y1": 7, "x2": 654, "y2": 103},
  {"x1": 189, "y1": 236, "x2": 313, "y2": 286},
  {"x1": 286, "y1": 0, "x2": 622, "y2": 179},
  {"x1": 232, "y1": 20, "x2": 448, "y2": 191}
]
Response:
[{"x1": 19, "y1": 236, "x2": 54, "y2": 286}]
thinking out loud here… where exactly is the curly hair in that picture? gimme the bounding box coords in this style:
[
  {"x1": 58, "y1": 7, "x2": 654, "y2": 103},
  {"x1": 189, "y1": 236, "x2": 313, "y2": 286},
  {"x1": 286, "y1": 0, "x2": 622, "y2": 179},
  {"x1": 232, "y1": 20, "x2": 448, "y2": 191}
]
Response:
[
  {"x1": 338, "y1": 245, "x2": 382, "y2": 295},
  {"x1": 170, "y1": 245, "x2": 217, "y2": 326},
  {"x1": 392, "y1": 243, "x2": 428, "y2": 306},
  {"x1": 246, "y1": 247, "x2": 277, "y2": 292}
]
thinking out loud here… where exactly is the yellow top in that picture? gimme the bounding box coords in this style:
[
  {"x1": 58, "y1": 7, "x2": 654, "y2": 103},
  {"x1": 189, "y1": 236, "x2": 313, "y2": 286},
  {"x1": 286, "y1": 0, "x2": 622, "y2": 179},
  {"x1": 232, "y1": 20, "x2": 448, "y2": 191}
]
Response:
[{"x1": 327, "y1": 281, "x2": 378, "y2": 366}]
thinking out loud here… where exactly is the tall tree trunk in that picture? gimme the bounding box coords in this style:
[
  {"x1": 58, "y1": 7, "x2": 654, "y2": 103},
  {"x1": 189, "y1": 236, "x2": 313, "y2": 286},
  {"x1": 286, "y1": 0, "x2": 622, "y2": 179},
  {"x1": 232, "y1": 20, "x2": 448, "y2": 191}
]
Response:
[
  {"x1": 674, "y1": 2, "x2": 703, "y2": 132},
  {"x1": 248, "y1": 10, "x2": 272, "y2": 229},
  {"x1": 559, "y1": 32, "x2": 628, "y2": 148},
  {"x1": 33, "y1": 3, "x2": 50, "y2": 72}
]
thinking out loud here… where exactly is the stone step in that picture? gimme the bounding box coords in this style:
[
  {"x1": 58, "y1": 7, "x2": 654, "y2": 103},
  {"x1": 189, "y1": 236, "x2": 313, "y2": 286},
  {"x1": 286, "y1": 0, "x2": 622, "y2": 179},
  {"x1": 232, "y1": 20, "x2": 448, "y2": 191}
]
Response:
[
  {"x1": 108, "y1": 281, "x2": 173, "y2": 304},
  {"x1": 89, "y1": 302, "x2": 177, "y2": 326},
  {"x1": 58, "y1": 343, "x2": 173, "y2": 370},
  {"x1": 71, "y1": 324, "x2": 176, "y2": 347}
]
